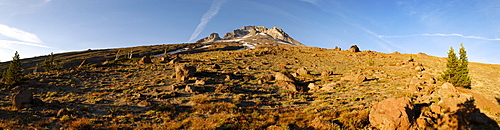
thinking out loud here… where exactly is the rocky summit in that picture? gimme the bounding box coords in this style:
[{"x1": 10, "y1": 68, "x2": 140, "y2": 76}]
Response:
[
  {"x1": 0, "y1": 26, "x2": 499, "y2": 129},
  {"x1": 196, "y1": 26, "x2": 304, "y2": 46}
]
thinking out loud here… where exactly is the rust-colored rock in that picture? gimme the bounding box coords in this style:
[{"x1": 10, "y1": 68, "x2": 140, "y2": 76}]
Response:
[
  {"x1": 296, "y1": 67, "x2": 309, "y2": 75},
  {"x1": 369, "y1": 97, "x2": 415, "y2": 130},
  {"x1": 275, "y1": 72, "x2": 295, "y2": 82}
]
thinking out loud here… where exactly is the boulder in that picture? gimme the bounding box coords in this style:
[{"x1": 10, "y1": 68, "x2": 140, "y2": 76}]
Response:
[
  {"x1": 194, "y1": 80, "x2": 206, "y2": 86},
  {"x1": 307, "y1": 83, "x2": 320, "y2": 92},
  {"x1": 319, "y1": 82, "x2": 339, "y2": 92},
  {"x1": 215, "y1": 84, "x2": 235, "y2": 93},
  {"x1": 333, "y1": 46, "x2": 341, "y2": 51},
  {"x1": 57, "y1": 108, "x2": 72, "y2": 117},
  {"x1": 12, "y1": 89, "x2": 33, "y2": 109},
  {"x1": 415, "y1": 65, "x2": 425, "y2": 71},
  {"x1": 211, "y1": 64, "x2": 221, "y2": 69},
  {"x1": 321, "y1": 70, "x2": 333, "y2": 77},
  {"x1": 175, "y1": 64, "x2": 196, "y2": 81},
  {"x1": 138, "y1": 100, "x2": 152, "y2": 107},
  {"x1": 138, "y1": 56, "x2": 152, "y2": 64},
  {"x1": 275, "y1": 72, "x2": 295, "y2": 82},
  {"x1": 169, "y1": 55, "x2": 182, "y2": 64},
  {"x1": 275, "y1": 81, "x2": 298, "y2": 92},
  {"x1": 340, "y1": 74, "x2": 366, "y2": 83},
  {"x1": 348, "y1": 45, "x2": 360, "y2": 52},
  {"x1": 369, "y1": 97, "x2": 415, "y2": 130},
  {"x1": 185, "y1": 85, "x2": 195, "y2": 93},
  {"x1": 296, "y1": 67, "x2": 309, "y2": 75}
]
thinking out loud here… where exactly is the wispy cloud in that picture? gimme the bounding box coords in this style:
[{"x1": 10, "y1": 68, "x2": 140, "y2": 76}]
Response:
[
  {"x1": 188, "y1": 0, "x2": 228, "y2": 42},
  {"x1": 0, "y1": 24, "x2": 50, "y2": 50},
  {"x1": 379, "y1": 33, "x2": 500, "y2": 41},
  {"x1": 300, "y1": 0, "x2": 319, "y2": 5},
  {"x1": 0, "y1": 24, "x2": 43, "y2": 43}
]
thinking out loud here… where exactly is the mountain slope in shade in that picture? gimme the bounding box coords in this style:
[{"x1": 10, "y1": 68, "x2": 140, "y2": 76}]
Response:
[{"x1": 196, "y1": 26, "x2": 305, "y2": 46}]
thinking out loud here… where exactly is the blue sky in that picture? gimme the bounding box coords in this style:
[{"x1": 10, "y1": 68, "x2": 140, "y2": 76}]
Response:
[{"x1": 0, "y1": 0, "x2": 499, "y2": 64}]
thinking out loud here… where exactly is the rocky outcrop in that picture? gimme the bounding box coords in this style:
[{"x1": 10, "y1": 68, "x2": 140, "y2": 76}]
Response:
[
  {"x1": 218, "y1": 26, "x2": 304, "y2": 46},
  {"x1": 274, "y1": 72, "x2": 298, "y2": 91},
  {"x1": 369, "y1": 97, "x2": 415, "y2": 130},
  {"x1": 296, "y1": 67, "x2": 309, "y2": 75},
  {"x1": 196, "y1": 33, "x2": 221, "y2": 43}
]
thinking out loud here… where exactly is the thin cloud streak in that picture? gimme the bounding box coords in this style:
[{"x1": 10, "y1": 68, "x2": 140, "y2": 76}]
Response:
[
  {"x1": 379, "y1": 33, "x2": 500, "y2": 41},
  {"x1": 0, "y1": 24, "x2": 43, "y2": 43},
  {"x1": 0, "y1": 40, "x2": 51, "y2": 49},
  {"x1": 188, "y1": 0, "x2": 227, "y2": 42}
]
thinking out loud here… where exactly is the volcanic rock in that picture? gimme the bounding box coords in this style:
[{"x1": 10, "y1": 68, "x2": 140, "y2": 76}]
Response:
[
  {"x1": 12, "y1": 89, "x2": 33, "y2": 109},
  {"x1": 175, "y1": 64, "x2": 196, "y2": 81},
  {"x1": 369, "y1": 97, "x2": 415, "y2": 130},
  {"x1": 196, "y1": 33, "x2": 221, "y2": 43}
]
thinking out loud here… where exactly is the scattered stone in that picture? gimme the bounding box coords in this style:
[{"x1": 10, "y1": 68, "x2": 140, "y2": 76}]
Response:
[
  {"x1": 319, "y1": 82, "x2": 339, "y2": 92},
  {"x1": 369, "y1": 97, "x2": 415, "y2": 130},
  {"x1": 32, "y1": 98, "x2": 45, "y2": 106},
  {"x1": 321, "y1": 70, "x2": 333, "y2": 77},
  {"x1": 307, "y1": 83, "x2": 320, "y2": 92},
  {"x1": 168, "y1": 84, "x2": 182, "y2": 91},
  {"x1": 138, "y1": 100, "x2": 152, "y2": 107},
  {"x1": 224, "y1": 75, "x2": 231, "y2": 81},
  {"x1": 349, "y1": 45, "x2": 360, "y2": 52},
  {"x1": 194, "y1": 80, "x2": 206, "y2": 86},
  {"x1": 158, "y1": 56, "x2": 170, "y2": 63},
  {"x1": 57, "y1": 108, "x2": 72, "y2": 117},
  {"x1": 296, "y1": 67, "x2": 309, "y2": 75},
  {"x1": 275, "y1": 72, "x2": 295, "y2": 82},
  {"x1": 185, "y1": 85, "x2": 195, "y2": 93},
  {"x1": 310, "y1": 53, "x2": 318, "y2": 57},
  {"x1": 215, "y1": 84, "x2": 235, "y2": 93},
  {"x1": 211, "y1": 64, "x2": 221, "y2": 69},
  {"x1": 138, "y1": 56, "x2": 152, "y2": 64},
  {"x1": 333, "y1": 46, "x2": 341, "y2": 51},
  {"x1": 340, "y1": 74, "x2": 366, "y2": 83},
  {"x1": 169, "y1": 55, "x2": 182, "y2": 64},
  {"x1": 175, "y1": 64, "x2": 196, "y2": 81},
  {"x1": 245, "y1": 66, "x2": 252, "y2": 70},
  {"x1": 415, "y1": 65, "x2": 425, "y2": 71},
  {"x1": 275, "y1": 81, "x2": 298, "y2": 92},
  {"x1": 12, "y1": 89, "x2": 33, "y2": 110}
]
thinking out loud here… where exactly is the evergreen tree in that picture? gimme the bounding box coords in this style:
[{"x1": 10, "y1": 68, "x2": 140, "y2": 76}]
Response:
[
  {"x1": 42, "y1": 52, "x2": 62, "y2": 72},
  {"x1": 442, "y1": 47, "x2": 458, "y2": 82},
  {"x1": 441, "y1": 44, "x2": 471, "y2": 88},
  {"x1": 4, "y1": 51, "x2": 24, "y2": 88},
  {"x1": 457, "y1": 43, "x2": 471, "y2": 88}
]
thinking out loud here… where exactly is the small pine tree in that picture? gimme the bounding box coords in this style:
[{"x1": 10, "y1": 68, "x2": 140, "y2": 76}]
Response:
[
  {"x1": 456, "y1": 43, "x2": 471, "y2": 88},
  {"x1": 42, "y1": 52, "x2": 62, "y2": 72},
  {"x1": 441, "y1": 44, "x2": 471, "y2": 88},
  {"x1": 4, "y1": 51, "x2": 24, "y2": 88}
]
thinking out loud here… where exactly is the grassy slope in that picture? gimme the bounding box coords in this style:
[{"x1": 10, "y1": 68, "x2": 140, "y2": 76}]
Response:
[{"x1": 0, "y1": 42, "x2": 498, "y2": 129}]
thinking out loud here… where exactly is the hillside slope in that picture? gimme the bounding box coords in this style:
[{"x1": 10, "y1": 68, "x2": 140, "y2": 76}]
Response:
[{"x1": 0, "y1": 42, "x2": 499, "y2": 129}]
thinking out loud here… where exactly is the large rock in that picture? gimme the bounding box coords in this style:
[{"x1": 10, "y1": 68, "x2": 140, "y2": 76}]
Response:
[
  {"x1": 369, "y1": 97, "x2": 415, "y2": 130},
  {"x1": 175, "y1": 64, "x2": 196, "y2": 81},
  {"x1": 275, "y1": 72, "x2": 295, "y2": 82},
  {"x1": 348, "y1": 45, "x2": 360, "y2": 52},
  {"x1": 296, "y1": 67, "x2": 309, "y2": 75},
  {"x1": 340, "y1": 74, "x2": 367, "y2": 83},
  {"x1": 12, "y1": 89, "x2": 33, "y2": 109},
  {"x1": 138, "y1": 56, "x2": 152, "y2": 64},
  {"x1": 333, "y1": 46, "x2": 341, "y2": 51},
  {"x1": 275, "y1": 81, "x2": 298, "y2": 92}
]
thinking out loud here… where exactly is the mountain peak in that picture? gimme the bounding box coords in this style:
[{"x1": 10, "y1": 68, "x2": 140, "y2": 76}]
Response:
[{"x1": 196, "y1": 26, "x2": 305, "y2": 46}]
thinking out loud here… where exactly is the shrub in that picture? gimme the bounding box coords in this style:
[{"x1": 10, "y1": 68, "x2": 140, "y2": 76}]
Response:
[{"x1": 42, "y1": 52, "x2": 63, "y2": 72}]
